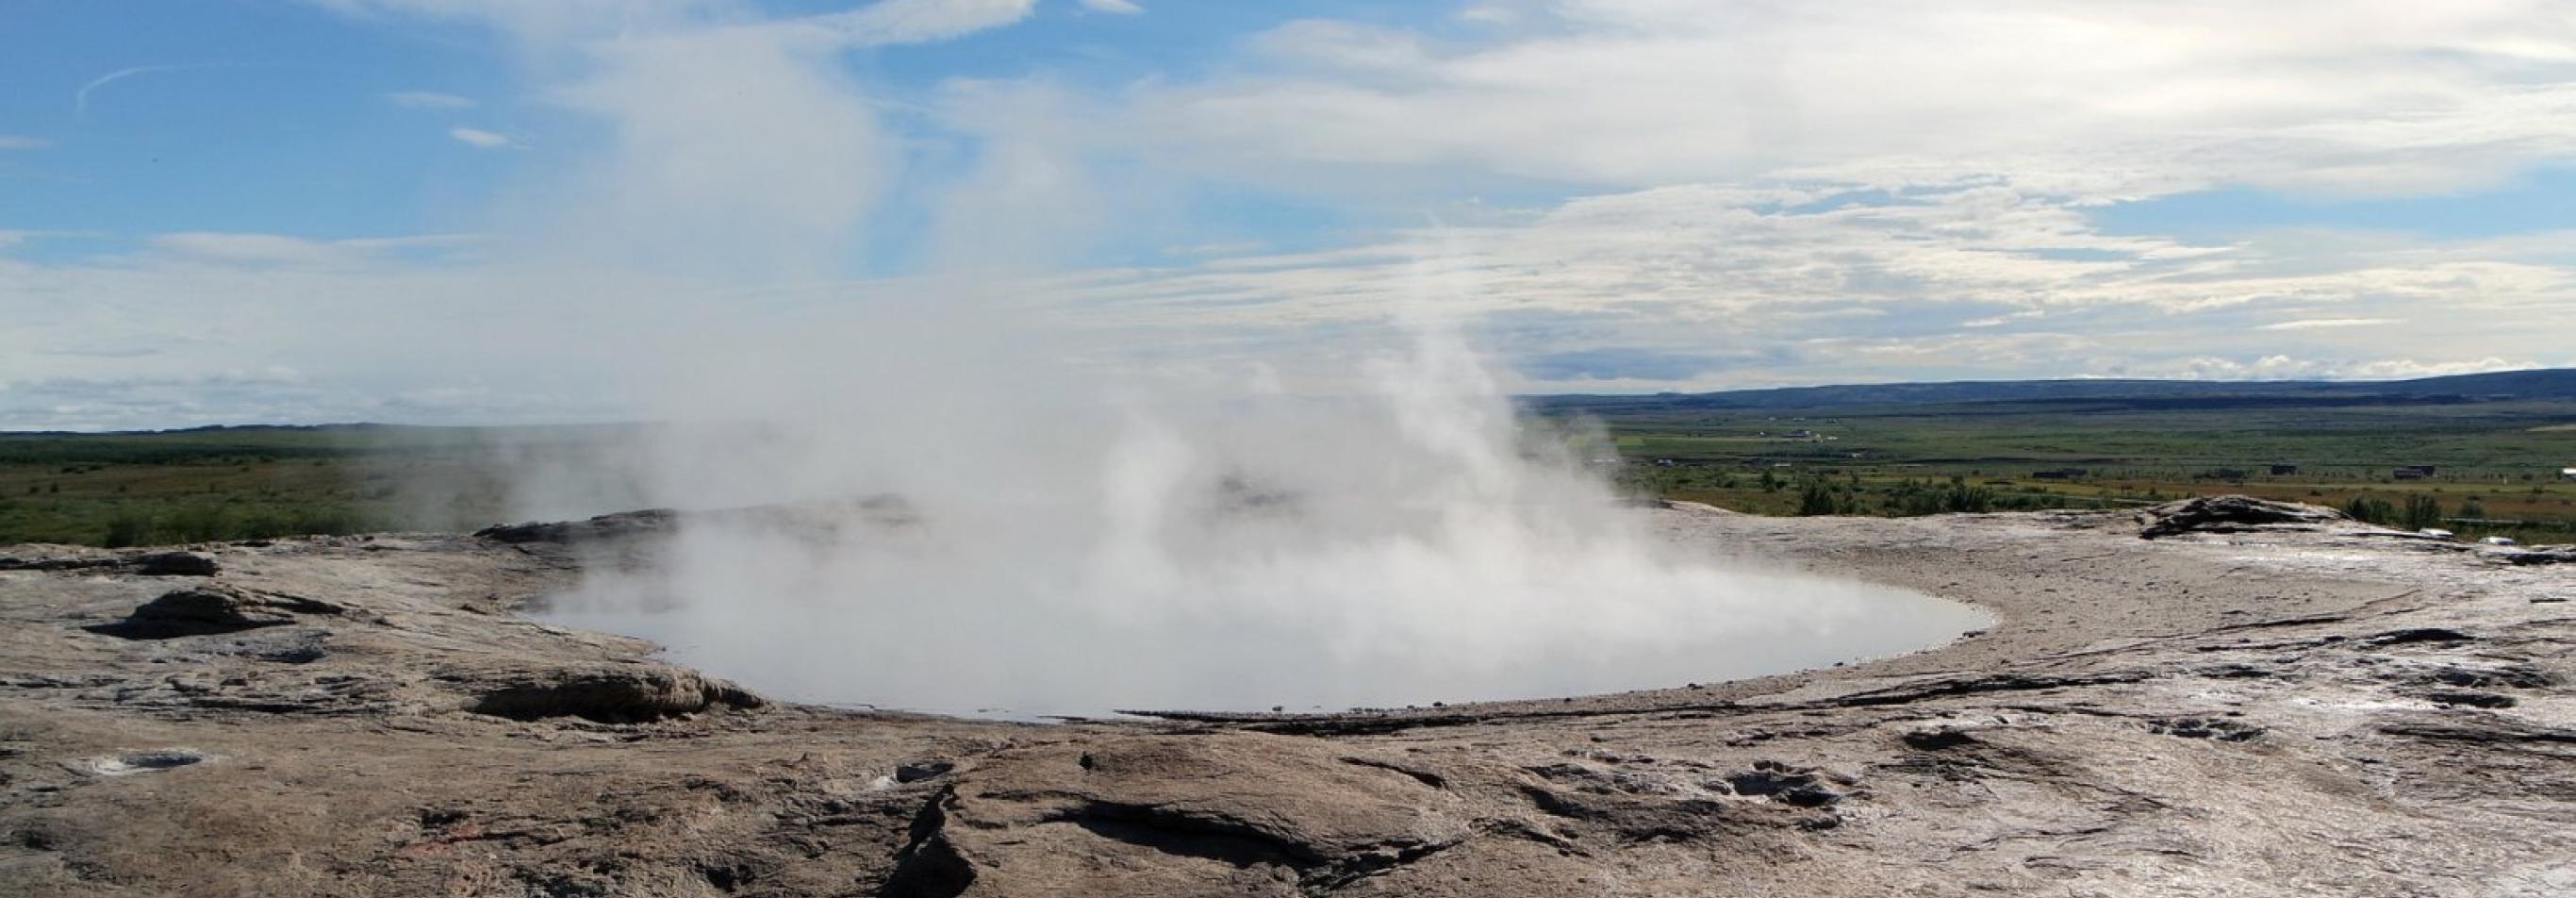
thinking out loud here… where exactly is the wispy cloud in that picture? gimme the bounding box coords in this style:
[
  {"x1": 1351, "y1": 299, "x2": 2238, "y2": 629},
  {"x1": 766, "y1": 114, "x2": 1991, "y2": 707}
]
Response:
[
  {"x1": 790, "y1": 0, "x2": 1040, "y2": 47},
  {"x1": 0, "y1": 135, "x2": 48, "y2": 150},
  {"x1": 2258, "y1": 318, "x2": 2396, "y2": 331},
  {"x1": 387, "y1": 90, "x2": 475, "y2": 110},
  {"x1": 146, "y1": 231, "x2": 482, "y2": 265},
  {"x1": 447, "y1": 126, "x2": 514, "y2": 149},
  {"x1": 74, "y1": 65, "x2": 187, "y2": 113},
  {"x1": 1078, "y1": 0, "x2": 1144, "y2": 14}
]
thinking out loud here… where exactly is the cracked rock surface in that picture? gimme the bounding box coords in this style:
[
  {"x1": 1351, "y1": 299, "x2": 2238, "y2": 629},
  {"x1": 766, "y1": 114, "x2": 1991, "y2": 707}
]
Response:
[{"x1": 4, "y1": 505, "x2": 2573, "y2": 896}]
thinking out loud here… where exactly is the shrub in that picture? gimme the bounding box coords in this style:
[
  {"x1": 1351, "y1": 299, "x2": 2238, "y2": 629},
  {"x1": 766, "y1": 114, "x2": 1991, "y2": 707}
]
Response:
[
  {"x1": 2342, "y1": 494, "x2": 2397, "y2": 525},
  {"x1": 102, "y1": 511, "x2": 152, "y2": 548},
  {"x1": 1796, "y1": 481, "x2": 1841, "y2": 516},
  {"x1": 2400, "y1": 494, "x2": 2445, "y2": 531}
]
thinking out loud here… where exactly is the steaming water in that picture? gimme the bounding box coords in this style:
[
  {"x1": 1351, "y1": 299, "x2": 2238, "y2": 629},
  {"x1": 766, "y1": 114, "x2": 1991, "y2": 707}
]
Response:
[
  {"x1": 522, "y1": 316, "x2": 1991, "y2": 719},
  {"x1": 388, "y1": 2, "x2": 1997, "y2": 722},
  {"x1": 533, "y1": 491, "x2": 1990, "y2": 719}
]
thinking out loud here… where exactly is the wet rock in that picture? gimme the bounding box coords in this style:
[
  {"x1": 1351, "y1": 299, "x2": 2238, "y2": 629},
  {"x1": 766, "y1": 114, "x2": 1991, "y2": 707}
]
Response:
[
  {"x1": 2366, "y1": 627, "x2": 2475, "y2": 646},
  {"x1": 130, "y1": 551, "x2": 219, "y2": 577},
  {"x1": 2146, "y1": 718, "x2": 2265, "y2": 741},
  {"x1": 2137, "y1": 495, "x2": 2347, "y2": 540},
  {"x1": 895, "y1": 760, "x2": 954, "y2": 783},
  {"x1": 84, "y1": 748, "x2": 211, "y2": 776},
  {"x1": 460, "y1": 667, "x2": 764, "y2": 723}
]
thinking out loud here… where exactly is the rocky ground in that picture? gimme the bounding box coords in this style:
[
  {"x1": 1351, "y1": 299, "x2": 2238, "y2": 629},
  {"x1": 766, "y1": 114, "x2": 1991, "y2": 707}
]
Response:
[{"x1": 2, "y1": 499, "x2": 2571, "y2": 897}]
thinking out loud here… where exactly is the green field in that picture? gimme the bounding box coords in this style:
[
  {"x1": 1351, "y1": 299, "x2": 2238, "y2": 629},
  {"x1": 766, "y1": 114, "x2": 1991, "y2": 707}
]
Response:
[
  {"x1": 1549, "y1": 395, "x2": 2576, "y2": 543},
  {"x1": 7, "y1": 377, "x2": 2576, "y2": 547},
  {"x1": 0, "y1": 425, "x2": 568, "y2": 546}
]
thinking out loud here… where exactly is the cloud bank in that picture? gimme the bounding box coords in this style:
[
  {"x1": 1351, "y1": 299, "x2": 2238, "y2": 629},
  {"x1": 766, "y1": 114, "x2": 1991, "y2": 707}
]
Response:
[{"x1": 4, "y1": 0, "x2": 2574, "y2": 426}]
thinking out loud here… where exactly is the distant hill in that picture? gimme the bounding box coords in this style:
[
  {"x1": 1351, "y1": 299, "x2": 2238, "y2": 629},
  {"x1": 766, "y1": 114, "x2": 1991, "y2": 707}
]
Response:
[{"x1": 1527, "y1": 368, "x2": 2576, "y2": 413}]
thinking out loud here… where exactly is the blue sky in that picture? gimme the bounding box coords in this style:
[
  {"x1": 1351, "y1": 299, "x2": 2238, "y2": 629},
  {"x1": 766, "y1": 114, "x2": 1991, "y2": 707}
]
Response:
[
  {"x1": 5, "y1": 0, "x2": 2576, "y2": 428},
  {"x1": 0, "y1": 0, "x2": 1480, "y2": 267}
]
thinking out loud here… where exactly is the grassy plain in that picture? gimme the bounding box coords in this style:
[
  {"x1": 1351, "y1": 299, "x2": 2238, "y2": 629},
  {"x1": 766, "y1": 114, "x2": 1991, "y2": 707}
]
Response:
[
  {"x1": 1563, "y1": 396, "x2": 2576, "y2": 542},
  {"x1": 0, "y1": 426, "x2": 540, "y2": 546},
  {"x1": 5, "y1": 387, "x2": 2574, "y2": 547}
]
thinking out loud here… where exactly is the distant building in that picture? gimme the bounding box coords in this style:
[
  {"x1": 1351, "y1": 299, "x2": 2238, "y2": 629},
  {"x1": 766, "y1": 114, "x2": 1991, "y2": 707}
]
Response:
[
  {"x1": 2032, "y1": 468, "x2": 2089, "y2": 480},
  {"x1": 2270, "y1": 464, "x2": 2299, "y2": 476},
  {"x1": 2562, "y1": 467, "x2": 2576, "y2": 481},
  {"x1": 2393, "y1": 465, "x2": 2436, "y2": 480}
]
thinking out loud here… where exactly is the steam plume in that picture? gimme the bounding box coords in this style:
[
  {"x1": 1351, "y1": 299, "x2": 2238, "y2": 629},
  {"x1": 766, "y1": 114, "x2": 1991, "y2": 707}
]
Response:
[{"x1": 430, "y1": 0, "x2": 1983, "y2": 716}]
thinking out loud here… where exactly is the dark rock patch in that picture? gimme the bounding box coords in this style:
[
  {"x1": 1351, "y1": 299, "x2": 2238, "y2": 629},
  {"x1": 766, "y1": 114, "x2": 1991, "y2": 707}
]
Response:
[
  {"x1": 2395, "y1": 662, "x2": 2557, "y2": 690},
  {"x1": 2147, "y1": 718, "x2": 2265, "y2": 741},
  {"x1": 475, "y1": 509, "x2": 678, "y2": 545},
  {"x1": 2366, "y1": 627, "x2": 2475, "y2": 646},
  {"x1": 1723, "y1": 760, "x2": 1843, "y2": 807},
  {"x1": 2481, "y1": 546, "x2": 2576, "y2": 566},
  {"x1": 130, "y1": 551, "x2": 219, "y2": 577},
  {"x1": 0, "y1": 553, "x2": 121, "y2": 572},
  {"x1": 85, "y1": 585, "x2": 344, "y2": 640},
  {"x1": 461, "y1": 667, "x2": 764, "y2": 723},
  {"x1": 86, "y1": 748, "x2": 211, "y2": 775},
  {"x1": 2138, "y1": 495, "x2": 2347, "y2": 540},
  {"x1": 895, "y1": 760, "x2": 954, "y2": 784},
  {"x1": 1900, "y1": 726, "x2": 1981, "y2": 750}
]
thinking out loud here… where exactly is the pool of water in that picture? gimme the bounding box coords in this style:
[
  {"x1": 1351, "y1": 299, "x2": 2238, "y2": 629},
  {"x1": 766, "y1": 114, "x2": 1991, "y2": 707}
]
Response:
[{"x1": 537, "y1": 562, "x2": 1989, "y2": 719}]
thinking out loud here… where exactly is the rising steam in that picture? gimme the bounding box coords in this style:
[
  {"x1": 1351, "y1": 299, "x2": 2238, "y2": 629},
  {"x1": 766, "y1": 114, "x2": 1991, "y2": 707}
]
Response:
[{"x1": 439, "y1": 2, "x2": 1981, "y2": 716}]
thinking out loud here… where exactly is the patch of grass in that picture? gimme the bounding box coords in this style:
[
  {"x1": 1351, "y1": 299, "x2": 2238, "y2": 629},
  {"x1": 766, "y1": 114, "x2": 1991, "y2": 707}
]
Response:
[
  {"x1": 0, "y1": 426, "x2": 527, "y2": 546},
  {"x1": 1574, "y1": 394, "x2": 2576, "y2": 544}
]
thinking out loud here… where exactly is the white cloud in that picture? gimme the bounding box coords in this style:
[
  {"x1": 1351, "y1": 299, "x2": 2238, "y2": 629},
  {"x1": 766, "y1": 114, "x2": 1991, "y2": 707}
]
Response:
[
  {"x1": 1118, "y1": 0, "x2": 2576, "y2": 199},
  {"x1": 2105, "y1": 355, "x2": 2535, "y2": 382},
  {"x1": 22, "y1": 0, "x2": 2560, "y2": 427},
  {"x1": 785, "y1": 0, "x2": 1039, "y2": 47},
  {"x1": 8, "y1": 189, "x2": 2571, "y2": 427},
  {"x1": 447, "y1": 126, "x2": 514, "y2": 148},
  {"x1": 1078, "y1": 0, "x2": 1143, "y2": 14},
  {"x1": 152, "y1": 232, "x2": 346, "y2": 264},
  {"x1": 146, "y1": 231, "x2": 481, "y2": 266},
  {"x1": 0, "y1": 135, "x2": 48, "y2": 150},
  {"x1": 388, "y1": 90, "x2": 475, "y2": 109},
  {"x1": 2257, "y1": 318, "x2": 2396, "y2": 331},
  {"x1": 1019, "y1": 178, "x2": 2576, "y2": 391}
]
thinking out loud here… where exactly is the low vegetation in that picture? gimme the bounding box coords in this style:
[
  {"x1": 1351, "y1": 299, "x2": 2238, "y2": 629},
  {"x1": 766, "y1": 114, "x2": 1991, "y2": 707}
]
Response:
[
  {"x1": 1559, "y1": 378, "x2": 2576, "y2": 545},
  {"x1": 7, "y1": 374, "x2": 2575, "y2": 547}
]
